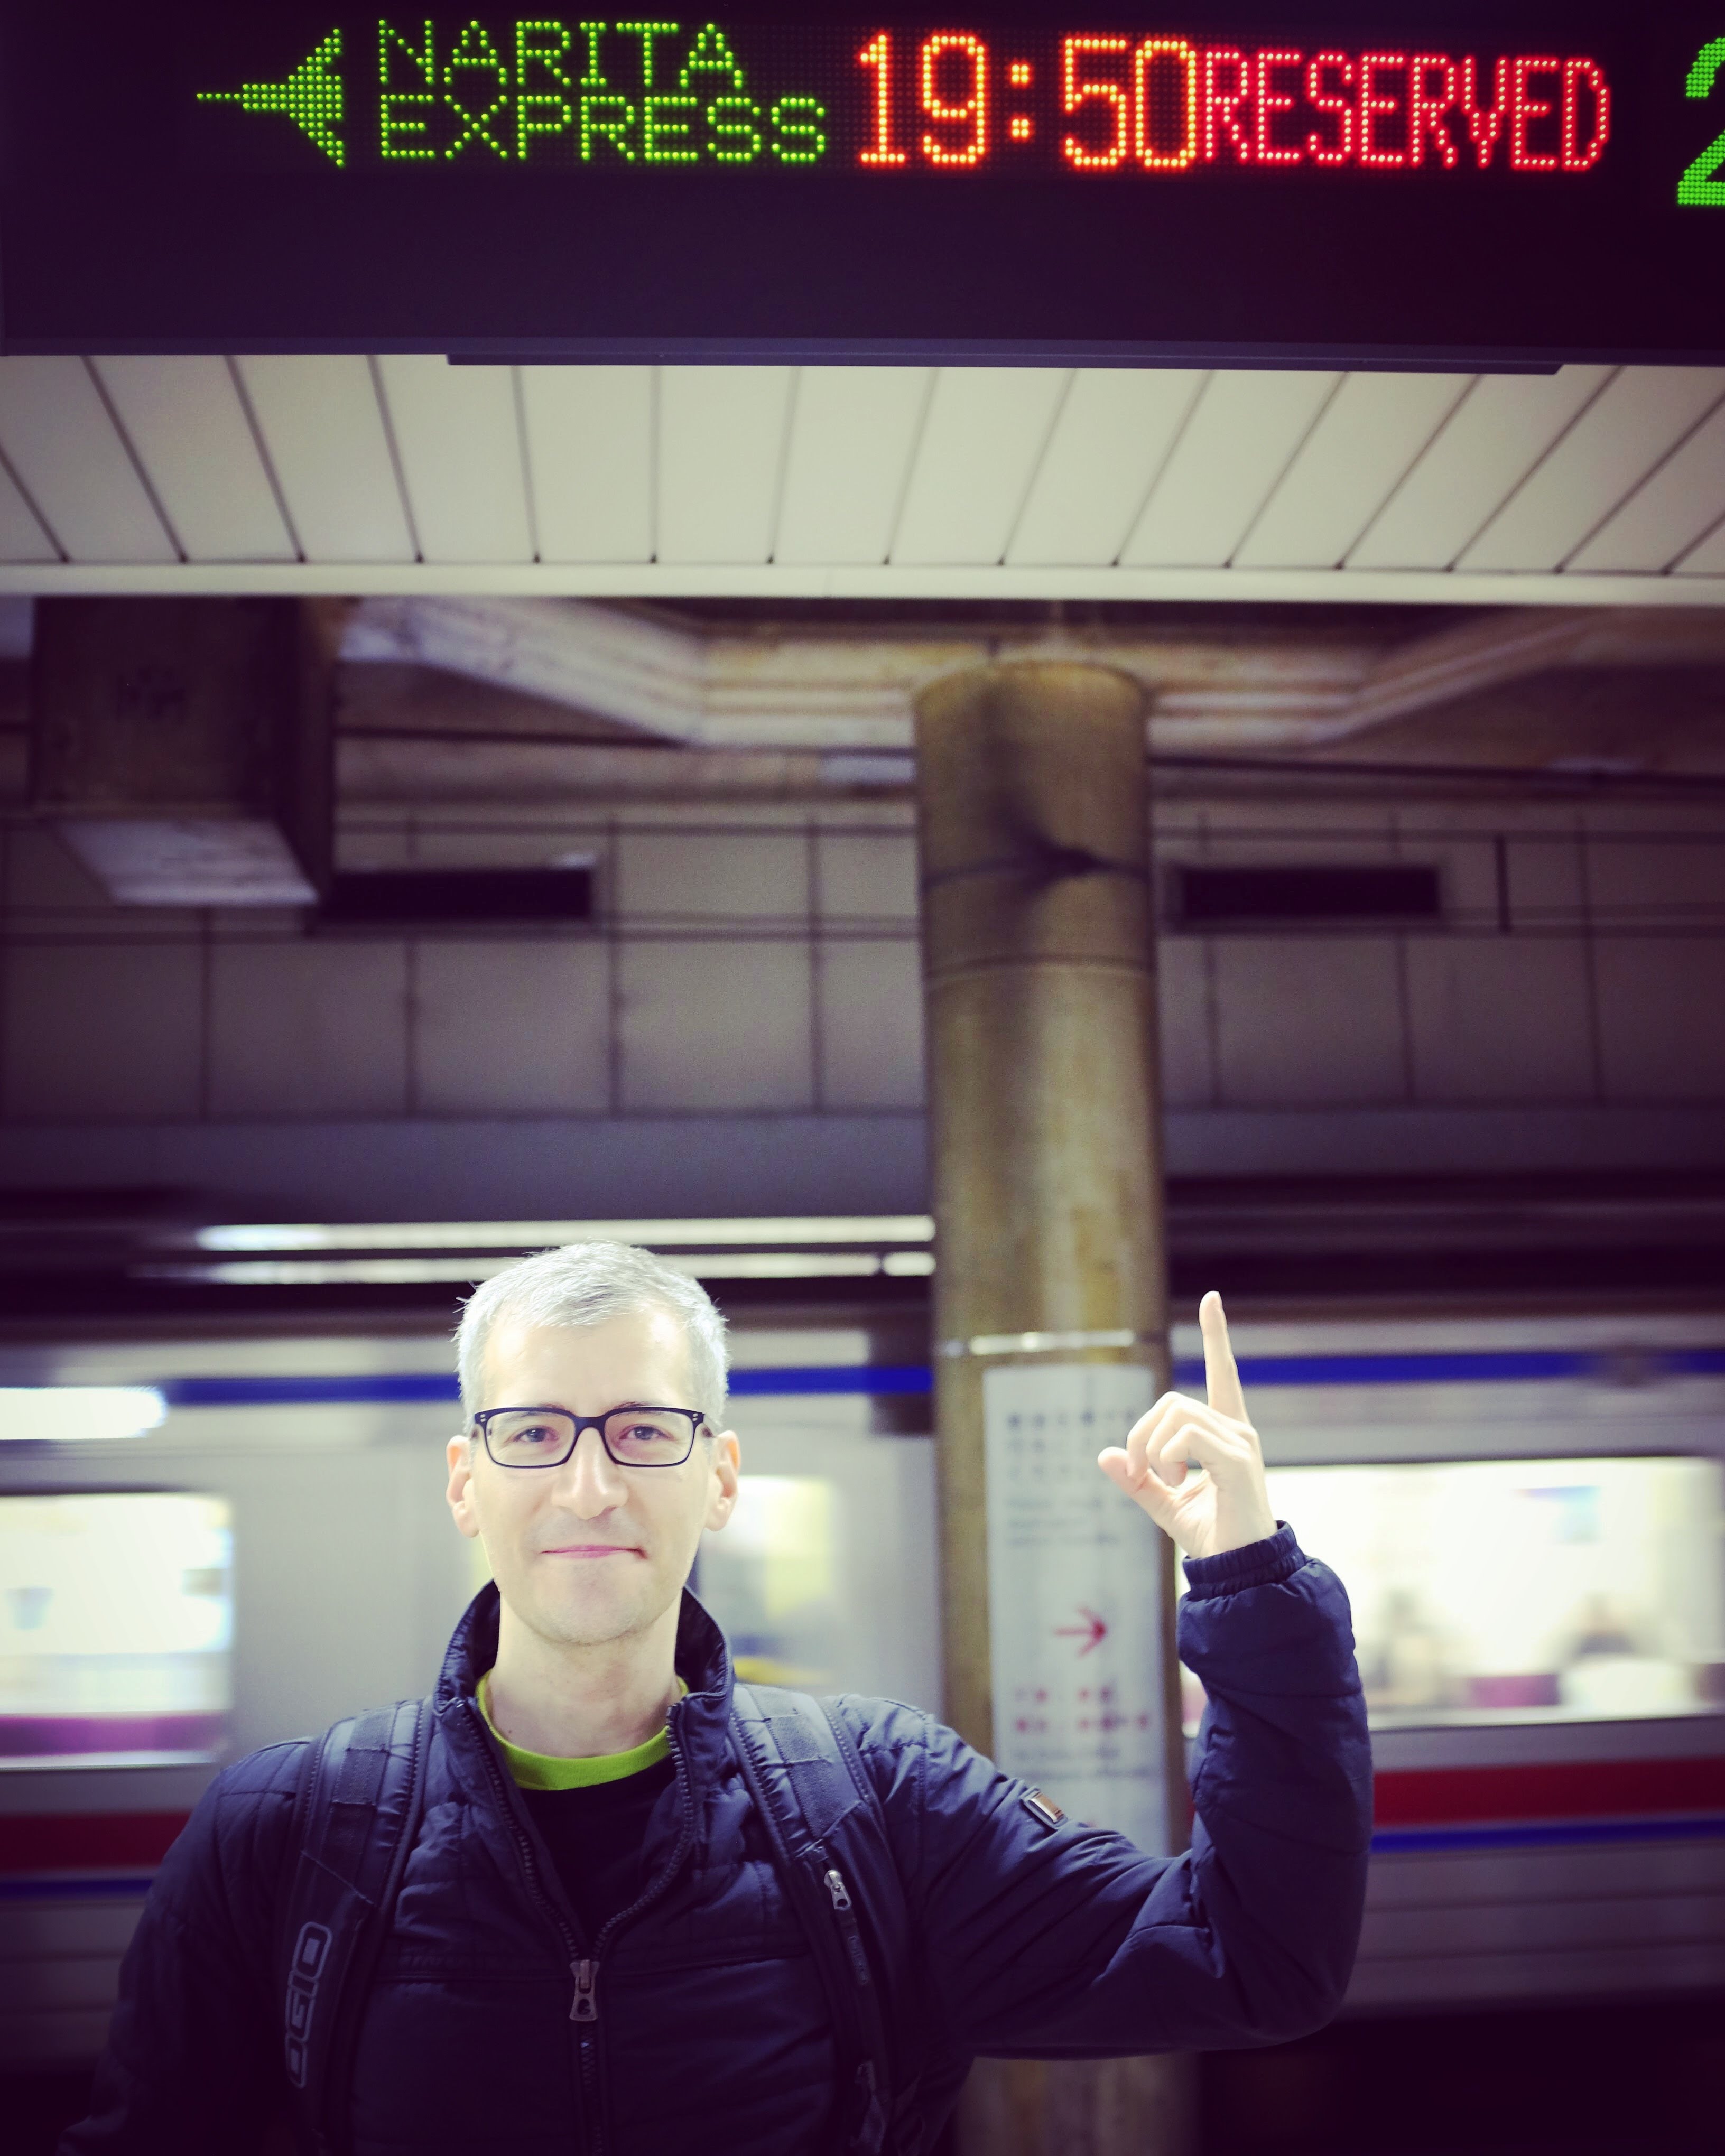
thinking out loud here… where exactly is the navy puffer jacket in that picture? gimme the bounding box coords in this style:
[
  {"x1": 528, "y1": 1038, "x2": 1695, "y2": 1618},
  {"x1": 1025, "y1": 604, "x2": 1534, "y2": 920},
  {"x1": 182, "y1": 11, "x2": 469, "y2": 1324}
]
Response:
[{"x1": 63, "y1": 1526, "x2": 1370, "y2": 2154}]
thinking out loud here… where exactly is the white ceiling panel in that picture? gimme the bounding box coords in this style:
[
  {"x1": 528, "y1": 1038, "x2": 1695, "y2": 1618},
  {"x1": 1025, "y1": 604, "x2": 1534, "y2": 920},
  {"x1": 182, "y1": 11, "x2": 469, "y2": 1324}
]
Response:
[
  {"x1": 373, "y1": 357, "x2": 534, "y2": 563},
  {"x1": 1675, "y1": 510, "x2": 1725, "y2": 575},
  {"x1": 235, "y1": 356, "x2": 415, "y2": 564},
  {"x1": 0, "y1": 358, "x2": 174, "y2": 563},
  {"x1": 1234, "y1": 373, "x2": 1473, "y2": 570},
  {"x1": 657, "y1": 367, "x2": 794, "y2": 564},
  {"x1": 1006, "y1": 369, "x2": 1204, "y2": 567},
  {"x1": 522, "y1": 366, "x2": 653, "y2": 564},
  {"x1": 891, "y1": 368, "x2": 1069, "y2": 565},
  {"x1": 1348, "y1": 367, "x2": 1612, "y2": 571},
  {"x1": 1565, "y1": 402, "x2": 1725, "y2": 574},
  {"x1": 0, "y1": 457, "x2": 55, "y2": 561},
  {"x1": 1461, "y1": 367, "x2": 1725, "y2": 574},
  {"x1": 91, "y1": 357, "x2": 295, "y2": 562},
  {"x1": 775, "y1": 368, "x2": 931, "y2": 566},
  {"x1": 1123, "y1": 370, "x2": 1339, "y2": 567}
]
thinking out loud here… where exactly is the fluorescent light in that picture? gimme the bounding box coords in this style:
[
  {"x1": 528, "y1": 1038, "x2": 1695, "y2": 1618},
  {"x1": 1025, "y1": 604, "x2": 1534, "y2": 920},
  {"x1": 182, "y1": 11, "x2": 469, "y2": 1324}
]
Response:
[
  {"x1": 193, "y1": 1215, "x2": 934, "y2": 1254},
  {"x1": 146, "y1": 1259, "x2": 518, "y2": 1287},
  {"x1": 658, "y1": 1252, "x2": 884, "y2": 1280},
  {"x1": 950, "y1": 1328, "x2": 1143, "y2": 1358},
  {"x1": 144, "y1": 1250, "x2": 932, "y2": 1287},
  {"x1": 0, "y1": 1388, "x2": 168, "y2": 1443}
]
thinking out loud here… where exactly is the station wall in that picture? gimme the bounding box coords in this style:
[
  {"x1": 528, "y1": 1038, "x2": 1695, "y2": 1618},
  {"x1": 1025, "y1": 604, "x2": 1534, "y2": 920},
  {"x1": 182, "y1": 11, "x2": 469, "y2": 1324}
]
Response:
[{"x1": 2, "y1": 791, "x2": 1722, "y2": 1213}]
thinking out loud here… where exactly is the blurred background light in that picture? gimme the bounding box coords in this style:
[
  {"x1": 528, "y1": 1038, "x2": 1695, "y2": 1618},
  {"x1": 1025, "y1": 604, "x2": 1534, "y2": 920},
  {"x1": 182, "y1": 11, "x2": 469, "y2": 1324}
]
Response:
[
  {"x1": 0, "y1": 1388, "x2": 168, "y2": 1443},
  {"x1": 147, "y1": 1251, "x2": 934, "y2": 1287},
  {"x1": 191, "y1": 1214, "x2": 935, "y2": 1252}
]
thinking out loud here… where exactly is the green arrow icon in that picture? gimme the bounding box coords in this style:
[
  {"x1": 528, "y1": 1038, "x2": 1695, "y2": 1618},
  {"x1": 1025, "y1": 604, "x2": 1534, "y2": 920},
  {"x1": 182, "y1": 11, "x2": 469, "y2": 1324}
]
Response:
[{"x1": 198, "y1": 28, "x2": 345, "y2": 168}]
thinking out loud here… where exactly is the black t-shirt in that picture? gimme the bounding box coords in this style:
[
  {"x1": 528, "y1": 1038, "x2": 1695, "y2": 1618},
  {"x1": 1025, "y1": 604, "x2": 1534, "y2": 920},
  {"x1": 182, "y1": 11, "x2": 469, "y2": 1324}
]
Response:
[{"x1": 521, "y1": 1757, "x2": 677, "y2": 1940}]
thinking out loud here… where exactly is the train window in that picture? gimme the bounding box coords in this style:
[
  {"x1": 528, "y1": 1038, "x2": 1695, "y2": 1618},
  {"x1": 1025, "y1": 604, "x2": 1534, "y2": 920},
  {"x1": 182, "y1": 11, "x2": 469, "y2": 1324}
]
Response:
[
  {"x1": 694, "y1": 1474, "x2": 841, "y2": 1689},
  {"x1": 1185, "y1": 1456, "x2": 1725, "y2": 1734},
  {"x1": 0, "y1": 1493, "x2": 233, "y2": 1769}
]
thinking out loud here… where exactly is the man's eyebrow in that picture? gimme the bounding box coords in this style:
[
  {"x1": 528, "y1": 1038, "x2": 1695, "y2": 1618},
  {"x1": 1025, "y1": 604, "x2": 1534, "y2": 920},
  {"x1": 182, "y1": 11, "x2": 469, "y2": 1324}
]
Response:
[{"x1": 507, "y1": 1399, "x2": 662, "y2": 1412}]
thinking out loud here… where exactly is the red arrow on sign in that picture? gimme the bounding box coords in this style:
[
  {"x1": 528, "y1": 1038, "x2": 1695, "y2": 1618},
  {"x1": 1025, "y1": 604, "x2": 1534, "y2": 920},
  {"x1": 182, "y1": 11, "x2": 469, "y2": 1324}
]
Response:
[{"x1": 1053, "y1": 1606, "x2": 1108, "y2": 1656}]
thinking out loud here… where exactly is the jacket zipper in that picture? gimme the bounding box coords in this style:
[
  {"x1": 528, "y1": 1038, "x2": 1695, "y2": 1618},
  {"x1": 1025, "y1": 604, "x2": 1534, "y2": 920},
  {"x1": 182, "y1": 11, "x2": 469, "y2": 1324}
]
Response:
[
  {"x1": 459, "y1": 1700, "x2": 594, "y2": 2149},
  {"x1": 463, "y1": 1693, "x2": 699, "y2": 2156},
  {"x1": 815, "y1": 1855, "x2": 889, "y2": 2151},
  {"x1": 823, "y1": 1863, "x2": 874, "y2": 1990},
  {"x1": 565, "y1": 1712, "x2": 700, "y2": 2156}
]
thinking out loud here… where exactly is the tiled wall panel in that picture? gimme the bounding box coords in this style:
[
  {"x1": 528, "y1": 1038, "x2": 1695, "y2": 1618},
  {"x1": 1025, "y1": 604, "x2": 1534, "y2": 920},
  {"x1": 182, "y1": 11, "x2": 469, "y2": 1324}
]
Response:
[
  {"x1": 207, "y1": 940, "x2": 409, "y2": 1117},
  {"x1": 819, "y1": 941, "x2": 924, "y2": 1111},
  {"x1": 617, "y1": 939, "x2": 813, "y2": 1112},
  {"x1": 1155, "y1": 938, "x2": 1215, "y2": 1110},
  {"x1": 3, "y1": 944, "x2": 202, "y2": 1119},
  {"x1": 1593, "y1": 940, "x2": 1725, "y2": 1101},
  {"x1": 1212, "y1": 938, "x2": 1408, "y2": 1106},
  {"x1": 411, "y1": 941, "x2": 611, "y2": 1115},
  {"x1": 1404, "y1": 938, "x2": 1597, "y2": 1104}
]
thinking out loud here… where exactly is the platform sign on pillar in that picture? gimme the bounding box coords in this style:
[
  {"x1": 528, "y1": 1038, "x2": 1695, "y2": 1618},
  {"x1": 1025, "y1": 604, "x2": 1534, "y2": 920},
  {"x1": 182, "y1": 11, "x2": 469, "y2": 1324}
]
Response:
[{"x1": 983, "y1": 1361, "x2": 1171, "y2": 1856}]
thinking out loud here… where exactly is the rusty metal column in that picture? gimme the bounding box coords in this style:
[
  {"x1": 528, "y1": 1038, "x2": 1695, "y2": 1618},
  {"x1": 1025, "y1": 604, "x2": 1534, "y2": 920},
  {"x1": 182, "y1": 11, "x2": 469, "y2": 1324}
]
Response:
[{"x1": 913, "y1": 662, "x2": 1193, "y2": 2156}]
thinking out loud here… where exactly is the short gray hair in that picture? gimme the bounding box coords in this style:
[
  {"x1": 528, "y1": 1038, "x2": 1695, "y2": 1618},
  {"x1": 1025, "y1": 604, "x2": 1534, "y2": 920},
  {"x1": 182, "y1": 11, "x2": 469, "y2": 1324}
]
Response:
[{"x1": 455, "y1": 1242, "x2": 729, "y2": 1424}]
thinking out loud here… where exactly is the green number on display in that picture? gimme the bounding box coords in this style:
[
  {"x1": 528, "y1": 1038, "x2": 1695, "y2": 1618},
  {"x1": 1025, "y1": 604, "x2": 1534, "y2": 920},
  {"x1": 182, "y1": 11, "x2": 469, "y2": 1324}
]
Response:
[{"x1": 1678, "y1": 35, "x2": 1725, "y2": 203}]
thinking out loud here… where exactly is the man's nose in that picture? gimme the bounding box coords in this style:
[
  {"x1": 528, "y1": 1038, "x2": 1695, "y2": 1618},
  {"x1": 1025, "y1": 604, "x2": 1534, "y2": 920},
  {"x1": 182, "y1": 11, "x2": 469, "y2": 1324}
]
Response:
[{"x1": 557, "y1": 1426, "x2": 627, "y2": 1515}]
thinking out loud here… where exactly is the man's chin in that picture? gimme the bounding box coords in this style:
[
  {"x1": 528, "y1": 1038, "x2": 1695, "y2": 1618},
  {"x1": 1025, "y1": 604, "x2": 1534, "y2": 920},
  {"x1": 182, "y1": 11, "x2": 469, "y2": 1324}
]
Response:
[{"x1": 522, "y1": 1582, "x2": 665, "y2": 1650}]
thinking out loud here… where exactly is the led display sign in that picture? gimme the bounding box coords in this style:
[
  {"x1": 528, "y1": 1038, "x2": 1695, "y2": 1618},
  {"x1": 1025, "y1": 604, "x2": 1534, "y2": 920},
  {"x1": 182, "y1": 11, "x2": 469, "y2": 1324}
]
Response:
[{"x1": 1, "y1": 4, "x2": 1720, "y2": 361}]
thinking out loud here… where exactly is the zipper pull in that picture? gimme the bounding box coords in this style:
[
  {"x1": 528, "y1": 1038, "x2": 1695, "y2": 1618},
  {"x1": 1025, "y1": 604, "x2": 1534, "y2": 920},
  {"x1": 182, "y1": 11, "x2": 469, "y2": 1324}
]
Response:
[
  {"x1": 823, "y1": 1866, "x2": 873, "y2": 1987},
  {"x1": 570, "y1": 1958, "x2": 599, "y2": 2023}
]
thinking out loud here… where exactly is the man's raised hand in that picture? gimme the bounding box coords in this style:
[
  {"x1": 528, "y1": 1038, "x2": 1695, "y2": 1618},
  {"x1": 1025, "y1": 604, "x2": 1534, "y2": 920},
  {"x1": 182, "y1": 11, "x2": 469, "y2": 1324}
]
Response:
[{"x1": 1097, "y1": 1293, "x2": 1278, "y2": 1559}]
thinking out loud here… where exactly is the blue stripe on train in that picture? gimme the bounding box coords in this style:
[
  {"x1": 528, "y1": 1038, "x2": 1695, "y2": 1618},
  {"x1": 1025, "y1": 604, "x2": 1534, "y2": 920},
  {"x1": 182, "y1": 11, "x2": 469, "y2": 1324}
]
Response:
[
  {"x1": 151, "y1": 1348, "x2": 1725, "y2": 1408},
  {"x1": 1372, "y1": 1815, "x2": 1725, "y2": 1854},
  {"x1": 153, "y1": 1367, "x2": 933, "y2": 1406},
  {"x1": 0, "y1": 1874, "x2": 160, "y2": 1900}
]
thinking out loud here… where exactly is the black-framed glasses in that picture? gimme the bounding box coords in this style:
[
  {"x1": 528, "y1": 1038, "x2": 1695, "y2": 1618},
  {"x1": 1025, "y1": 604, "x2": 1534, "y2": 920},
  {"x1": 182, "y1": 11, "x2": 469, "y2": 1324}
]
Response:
[{"x1": 472, "y1": 1405, "x2": 708, "y2": 1471}]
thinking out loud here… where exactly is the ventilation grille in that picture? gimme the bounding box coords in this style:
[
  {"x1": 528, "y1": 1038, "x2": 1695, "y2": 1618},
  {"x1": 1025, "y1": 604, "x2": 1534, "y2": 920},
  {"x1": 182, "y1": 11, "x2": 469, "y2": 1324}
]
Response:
[
  {"x1": 318, "y1": 867, "x2": 595, "y2": 927},
  {"x1": 1174, "y1": 865, "x2": 1441, "y2": 925}
]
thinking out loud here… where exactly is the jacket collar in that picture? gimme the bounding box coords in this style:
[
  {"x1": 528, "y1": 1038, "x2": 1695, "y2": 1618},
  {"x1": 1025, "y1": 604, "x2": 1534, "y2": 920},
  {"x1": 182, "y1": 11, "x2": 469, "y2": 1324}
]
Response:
[{"x1": 435, "y1": 1581, "x2": 736, "y2": 1784}]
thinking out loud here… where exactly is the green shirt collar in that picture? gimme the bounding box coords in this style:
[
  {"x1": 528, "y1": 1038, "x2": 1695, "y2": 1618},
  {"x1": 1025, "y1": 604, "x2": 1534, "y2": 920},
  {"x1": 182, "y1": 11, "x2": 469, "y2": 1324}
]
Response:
[{"x1": 477, "y1": 1669, "x2": 684, "y2": 1791}]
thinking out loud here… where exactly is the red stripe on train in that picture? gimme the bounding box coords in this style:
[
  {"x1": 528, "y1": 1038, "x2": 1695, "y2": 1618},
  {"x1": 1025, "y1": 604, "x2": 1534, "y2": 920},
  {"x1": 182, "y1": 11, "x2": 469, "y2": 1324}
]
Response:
[
  {"x1": 4, "y1": 1811, "x2": 192, "y2": 1871},
  {"x1": 1375, "y1": 1758, "x2": 1725, "y2": 1827},
  {"x1": 5, "y1": 1760, "x2": 1724, "y2": 1870}
]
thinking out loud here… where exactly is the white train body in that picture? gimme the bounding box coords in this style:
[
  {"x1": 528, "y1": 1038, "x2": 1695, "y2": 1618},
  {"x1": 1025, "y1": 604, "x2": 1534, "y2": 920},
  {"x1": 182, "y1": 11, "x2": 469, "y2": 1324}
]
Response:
[{"x1": 2, "y1": 1307, "x2": 1721, "y2": 2069}]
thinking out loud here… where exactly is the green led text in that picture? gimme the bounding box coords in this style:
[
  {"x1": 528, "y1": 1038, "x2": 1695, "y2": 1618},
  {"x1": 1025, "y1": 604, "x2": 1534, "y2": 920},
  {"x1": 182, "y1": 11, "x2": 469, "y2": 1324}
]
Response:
[
  {"x1": 1678, "y1": 36, "x2": 1725, "y2": 205},
  {"x1": 359, "y1": 16, "x2": 829, "y2": 166}
]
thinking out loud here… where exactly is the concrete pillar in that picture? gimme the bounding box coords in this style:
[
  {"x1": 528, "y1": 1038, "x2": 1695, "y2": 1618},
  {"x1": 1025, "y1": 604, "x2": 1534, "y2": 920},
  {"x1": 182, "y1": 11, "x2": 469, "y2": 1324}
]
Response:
[
  {"x1": 30, "y1": 597, "x2": 339, "y2": 905},
  {"x1": 913, "y1": 662, "x2": 1192, "y2": 2156}
]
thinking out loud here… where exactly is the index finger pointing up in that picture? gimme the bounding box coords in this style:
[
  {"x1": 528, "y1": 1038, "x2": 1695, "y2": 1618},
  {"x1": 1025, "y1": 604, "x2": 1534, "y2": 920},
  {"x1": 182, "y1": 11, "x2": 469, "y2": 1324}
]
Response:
[{"x1": 1200, "y1": 1290, "x2": 1249, "y2": 1423}]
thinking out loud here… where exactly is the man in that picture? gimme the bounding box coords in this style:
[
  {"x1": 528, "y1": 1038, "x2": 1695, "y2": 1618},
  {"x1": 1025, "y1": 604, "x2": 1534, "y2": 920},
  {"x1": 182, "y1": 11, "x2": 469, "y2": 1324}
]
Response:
[{"x1": 64, "y1": 1241, "x2": 1370, "y2": 2154}]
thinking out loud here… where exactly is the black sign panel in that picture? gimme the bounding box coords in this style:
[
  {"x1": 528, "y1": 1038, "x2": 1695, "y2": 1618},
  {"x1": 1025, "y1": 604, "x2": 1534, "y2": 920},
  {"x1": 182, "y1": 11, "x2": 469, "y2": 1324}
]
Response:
[{"x1": 2, "y1": 3, "x2": 1722, "y2": 361}]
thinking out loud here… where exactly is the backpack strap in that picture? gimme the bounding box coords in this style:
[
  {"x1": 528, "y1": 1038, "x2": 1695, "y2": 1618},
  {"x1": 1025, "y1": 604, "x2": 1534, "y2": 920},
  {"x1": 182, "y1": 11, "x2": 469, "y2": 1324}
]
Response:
[
  {"x1": 278, "y1": 1697, "x2": 432, "y2": 2156},
  {"x1": 730, "y1": 1683, "x2": 921, "y2": 2156}
]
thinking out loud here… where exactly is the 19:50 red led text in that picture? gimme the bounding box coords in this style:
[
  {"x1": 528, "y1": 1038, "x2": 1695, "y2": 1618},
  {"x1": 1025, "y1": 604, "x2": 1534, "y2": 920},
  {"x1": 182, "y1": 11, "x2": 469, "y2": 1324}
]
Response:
[{"x1": 854, "y1": 31, "x2": 1611, "y2": 175}]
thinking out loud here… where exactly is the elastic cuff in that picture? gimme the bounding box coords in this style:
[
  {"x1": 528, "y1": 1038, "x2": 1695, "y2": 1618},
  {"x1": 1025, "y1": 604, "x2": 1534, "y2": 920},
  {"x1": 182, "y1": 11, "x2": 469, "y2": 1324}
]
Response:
[{"x1": 1182, "y1": 1521, "x2": 1302, "y2": 1600}]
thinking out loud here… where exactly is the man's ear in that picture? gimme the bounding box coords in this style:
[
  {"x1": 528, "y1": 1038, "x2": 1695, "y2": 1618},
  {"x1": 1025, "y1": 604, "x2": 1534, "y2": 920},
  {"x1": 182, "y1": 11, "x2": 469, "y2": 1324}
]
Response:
[
  {"x1": 447, "y1": 1433, "x2": 482, "y2": 1540},
  {"x1": 704, "y1": 1430, "x2": 740, "y2": 1532}
]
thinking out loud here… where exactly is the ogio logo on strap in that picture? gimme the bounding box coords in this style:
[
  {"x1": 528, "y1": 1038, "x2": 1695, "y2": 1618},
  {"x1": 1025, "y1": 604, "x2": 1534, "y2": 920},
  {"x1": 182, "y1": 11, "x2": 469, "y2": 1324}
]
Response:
[{"x1": 284, "y1": 1920, "x2": 333, "y2": 2088}]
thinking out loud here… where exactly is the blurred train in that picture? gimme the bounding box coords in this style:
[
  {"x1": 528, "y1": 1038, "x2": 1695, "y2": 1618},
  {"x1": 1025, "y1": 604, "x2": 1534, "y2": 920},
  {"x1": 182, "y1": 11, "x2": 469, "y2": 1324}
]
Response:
[{"x1": 3, "y1": 1300, "x2": 1723, "y2": 2072}]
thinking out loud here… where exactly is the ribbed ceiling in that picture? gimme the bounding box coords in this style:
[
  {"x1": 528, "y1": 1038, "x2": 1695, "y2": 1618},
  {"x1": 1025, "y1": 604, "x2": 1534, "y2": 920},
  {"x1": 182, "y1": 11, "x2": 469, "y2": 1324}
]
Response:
[{"x1": 0, "y1": 358, "x2": 1722, "y2": 603}]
